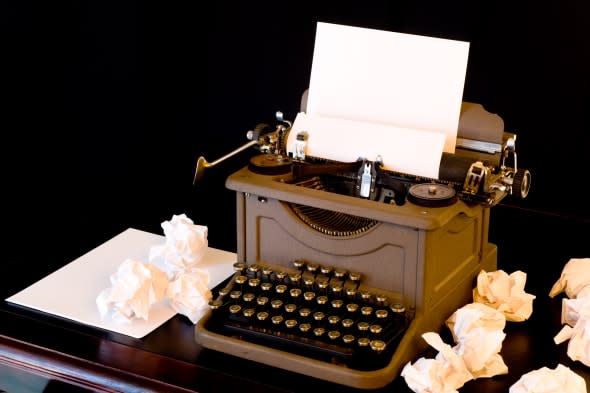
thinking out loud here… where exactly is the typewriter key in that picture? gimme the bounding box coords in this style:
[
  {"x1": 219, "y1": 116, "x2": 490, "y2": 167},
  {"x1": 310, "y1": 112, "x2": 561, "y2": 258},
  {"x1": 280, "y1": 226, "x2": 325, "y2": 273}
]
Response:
[
  {"x1": 243, "y1": 308, "x2": 256, "y2": 318},
  {"x1": 285, "y1": 319, "x2": 298, "y2": 329},
  {"x1": 303, "y1": 277, "x2": 315, "y2": 287},
  {"x1": 313, "y1": 311, "x2": 326, "y2": 322},
  {"x1": 331, "y1": 299, "x2": 344, "y2": 310},
  {"x1": 299, "y1": 323, "x2": 312, "y2": 333},
  {"x1": 208, "y1": 299, "x2": 223, "y2": 310},
  {"x1": 390, "y1": 303, "x2": 406, "y2": 314},
  {"x1": 271, "y1": 299, "x2": 283, "y2": 309},
  {"x1": 275, "y1": 271, "x2": 287, "y2": 281},
  {"x1": 348, "y1": 272, "x2": 361, "y2": 282},
  {"x1": 370, "y1": 340, "x2": 386, "y2": 353},
  {"x1": 342, "y1": 318, "x2": 354, "y2": 329},
  {"x1": 360, "y1": 290, "x2": 372, "y2": 302},
  {"x1": 229, "y1": 304, "x2": 241, "y2": 314},
  {"x1": 303, "y1": 291, "x2": 316, "y2": 302},
  {"x1": 289, "y1": 288, "x2": 302, "y2": 299},
  {"x1": 313, "y1": 327, "x2": 326, "y2": 337},
  {"x1": 342, "y1": 334, "x2": 355, "y2": 345},
  {"x1": 233, "y1": 262, "x2": 246, "y2": 272},
  {"x1": 235, "y1": 275, "x2": 247, "y2": 286},
  {"x1": 288, "y1": 273, "x2": 301, "y2": 286},
  {"x1": 334, "y1": 268, "x2": 347, "y2": 279},
  {"x1": 261, "y1": 282, "x2": 273, "y2": 292},
  {"x1": 257, "y1": 296, "x2": 269, "y2": 307},
  {"x1": 230, "y1": 290, "x2": 242, "y2": 300},
  {"x1": 346, "y1": 287, "x2": 357, "y2": 297},
  {"x1": 306, "y1": 263, "x2": 319, "y2": 274},
  {"x1": 357, "y1": 322, "x2": 370, "y2": 332},
  {"x1": 275, "y1": 284, "x2": 288, "y2": 295},
  {"x1": 271, "y1": 315, "x2": 284, "y2": 325},
  {"x1": 257, "y1": 311, "x2": 269, "y2": 321},
  {"x1": 346, "y1": 303, "x2": 359, "y2": 314},
  {"x1": 248, "y1": 278, "x2": 261, "y2": 289},
  {"x1": 370, "y1": 324, "x2": 383, "y2": 335},
  {"x1": 242, "y1": 293, "x2": 256, "y2": 303},
  {"x1": 328, "y1": 331, "x2": 341, "y2": 341},
  {"x1": 320, "y1": 265, "x2": 333, "y2": 276},
  {"x1": 299, "y1": 308, "x2": 312, "y2": 318},
  {"x1": 328, "y1": 315, "x2": 341, "y2": 325},
  {"x1": 218, "y1": 286, "x2": 230, "y2": 297},
  {"x1": 375, "y1": 309, "x2": 389, "y2": 319},
  {"x1": 247, "y1": 264, "x2": 261, "y2": 275},
  {"x1": 284, "y1": 303, "x2": 297, "y2": 314},
  {"x1": 262, "y1": 266, "x2": 273, "y2": 278},
  {"x1": 292, "y1": 259, "x2": 305, "y2": 270},
  {"x1": 357, "y1": 337, "x2": 370, "y2": 347},
  {"x1": 361, "y1": 306, "x2": 373, "y2": 317}
]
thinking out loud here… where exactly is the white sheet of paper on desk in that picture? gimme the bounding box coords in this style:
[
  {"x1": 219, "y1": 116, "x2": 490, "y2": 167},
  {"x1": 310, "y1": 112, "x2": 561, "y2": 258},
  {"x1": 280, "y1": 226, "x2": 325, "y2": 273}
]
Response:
[
  {"x1": 6, "y1": 228, "x2": 236, "y2": 339},
  {"x1": 297, "y1": 22, "x2": 469, "y2": 178}
]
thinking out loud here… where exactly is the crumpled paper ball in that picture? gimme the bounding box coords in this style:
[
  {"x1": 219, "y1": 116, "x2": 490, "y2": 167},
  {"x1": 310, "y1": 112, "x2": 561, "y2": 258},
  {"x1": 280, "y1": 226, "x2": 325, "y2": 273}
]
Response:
[
  {"x1": 401, "y1": 332, "x2": 473, "y2": 393},
  {"x1": 96, "y1": 258, "x2": 169, "y2": 323},
  {"x1": 149, "y1": 213, "x2": 208, "y2": 278},
  {"x1": 445, "y1": 302, "x2": 508, "y2": 378},
  {"x1": 549, "y1": 258, "x2": 590, "y2": 299},
  {"x1": 473, "y1": 269, "x2": 536, "y2": 322},
  {"x1": 509, "y1": 364, "x2": 587, "y2": 393},
  {"x1": 166, "y1": 269, "x2": 212, "y2": 323}
]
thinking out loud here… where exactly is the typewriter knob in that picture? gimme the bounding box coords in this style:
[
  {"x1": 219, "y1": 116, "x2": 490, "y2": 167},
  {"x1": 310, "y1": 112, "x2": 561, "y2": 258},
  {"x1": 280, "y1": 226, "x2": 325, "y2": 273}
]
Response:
[{"x1": 512, "y1": 168, "x2": 531, "y2": 199}]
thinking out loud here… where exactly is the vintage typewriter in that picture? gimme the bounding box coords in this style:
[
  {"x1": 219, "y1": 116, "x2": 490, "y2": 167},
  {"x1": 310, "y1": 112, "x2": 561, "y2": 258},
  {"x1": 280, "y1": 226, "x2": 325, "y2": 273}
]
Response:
[{"x1": 193, "y1": 100, "x2": 531, "y2": 389}]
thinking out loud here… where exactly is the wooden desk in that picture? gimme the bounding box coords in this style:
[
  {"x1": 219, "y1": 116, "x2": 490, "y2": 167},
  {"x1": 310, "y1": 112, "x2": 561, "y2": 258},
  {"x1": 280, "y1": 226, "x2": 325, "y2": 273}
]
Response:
[
  {"x1": 1, "y1": 205, "x2": 589, "y2": 392},
  {"x1": 1, "y1": 287, "x2": 589, "y2": 392}
]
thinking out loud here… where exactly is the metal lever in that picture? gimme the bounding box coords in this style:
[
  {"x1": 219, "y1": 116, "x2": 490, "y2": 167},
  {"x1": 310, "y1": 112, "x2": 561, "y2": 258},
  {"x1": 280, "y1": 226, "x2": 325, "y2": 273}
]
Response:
[{"x1": 193, "y1": 140, "x2": 259, "y2": 184}]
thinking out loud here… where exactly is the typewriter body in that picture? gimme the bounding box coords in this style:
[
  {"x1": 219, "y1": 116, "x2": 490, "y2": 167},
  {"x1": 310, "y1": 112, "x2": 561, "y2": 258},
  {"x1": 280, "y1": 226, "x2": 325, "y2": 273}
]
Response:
[{"x1": 193, "y1": 101, "x2": 531, "y2": 389}]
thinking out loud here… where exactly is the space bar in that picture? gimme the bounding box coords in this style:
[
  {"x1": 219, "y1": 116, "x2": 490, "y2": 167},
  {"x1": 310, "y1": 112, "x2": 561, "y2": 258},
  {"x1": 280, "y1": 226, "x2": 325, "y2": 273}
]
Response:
[{"x1": 223, "y1": 320, "x2": 354, "y2": 361}]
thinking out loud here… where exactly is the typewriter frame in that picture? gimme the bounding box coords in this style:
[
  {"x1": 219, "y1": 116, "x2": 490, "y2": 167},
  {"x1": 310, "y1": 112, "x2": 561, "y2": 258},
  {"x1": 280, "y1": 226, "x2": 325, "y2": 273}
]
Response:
[{"x1": 195, "y1": 167, "x2": 497, "y2": 389}]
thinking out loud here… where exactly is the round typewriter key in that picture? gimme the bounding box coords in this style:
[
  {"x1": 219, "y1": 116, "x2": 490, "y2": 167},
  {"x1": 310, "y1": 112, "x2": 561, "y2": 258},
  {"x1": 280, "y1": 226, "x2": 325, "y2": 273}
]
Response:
[
  {"x1": 328, "y1": 315, "x2": 341, "y2": 325},
  {"x1": 285, "y1": 319, "x2": 298, "y2": 329},
  {"x1": 243, "y1": 293, "x2": 256, "y2": 303},
  {"x1": 292, "y1": 259, "x2": 305, "y2": 270},
  {"x1": 230, "y1": 290, "x2": 242, "y2": 300},
  {"x1": 343, "y1": 334, "x2": 355, "y2": 344},
  {"x1": 361, "y1": 306, "x2": 373, "y2": 317},
  {"x1": 299, "y1": 307, "x2": 311, "y2": 318},
  {"x1": 334, "y1": 269, "x2": 347, "y2": 279},
  {"x1": 316, "y1": 295, "x2": 329, "y2": 305},
  {"x1": 218, "y1": 287, "x2": 230, "y2": 297},
  {"x1": 303, "y1": 291, "x2": 316, "y2": 302},
  {"x1": 229, "y1": 304, "x2": 241, "y2": 314},
  {"x1": 360, "y1": 291, "x2": 372, "y2": 301},
  {"x1": 348, "y1": 272, "x2": 361, "y2": 282},
  {"x1": 208, "y1": 299, "x2": 223, "y2": 310},
  {"x1": 275, "y1": 271, "x2": 287, "y2": 281},
  {"x1": 313, "y1": 327, "x2": 326, "y2": 337},
  {"x1": 275, "y1": 284, "x2": 288, "y2": 294},
  {"x1": 289, "y1": 288, "x2": 302, "y2": 299},
  {"x1": 261, "y1": 282, "x2": 273, "y2": 292},
  {"x1": 271, "y1": 315, "x2": 284, "y2": 325},
  {"x1": 284, "y1": 303, "x2": 297, "y2": 314},
  {"x1": 299, "y1": 323, "x2": 312, "y2": 333},
  {"x1": 233, "y1": 262, "x2": 246, "y2": 272},
  {"x1": 370, "y1": 324, "x2": 383, "y2": 335},
  {"x1": 328, "y1": 330, "x2": 341, "y2": 340},
  {"x1": 375, "y1": 309, "x2": 389, "y2": 319},
  {"x1": 313, "y1": 311, "x2": 325, "y2": 322},
  {"x1": 342, "y1": 318, "x2": 354, "y2": 330},
  {"x1": 346, "y1": 303, "x2": 359, "y2": 313},
  {"x1": 316, "y1": 278, "x2": 329, "y2": 290},
  {"x1": 243, "y1": 308, "x2": 256, "y2": 318},
  {"x1": 235, "y1": 275, "x2": 247, "y2": 285},
  {"x1": 370, "y1": 340, "x2": 386, "y2": 353},
  {"x1": 376, "y1": 294, "x2": 388, "y2": 305},
  {"x1": 346, "y1": 287, "x2": 357, "y2": 297},
  {"x1": 248, "y1": 278, "x2": 261, "y2": 288},
  {"x1": 288, "y1": 273, "x2": 301, "y2": 285},
  {"x1": 303, "y1": 277, "x2": 315, "y2": 287},
  {"x1": 257, "y1": 296, "x2": 269, "y2": 307},
  {"x1": 357, "y1": 337, "x2": 370, "y2": 347},
  {"x1": 257, "y1": 311, "x2": 269, "y2": 321},
  {"x1": 391, "y1": 303, "x2": 406, "y2": 314},
  {"x1": 357, "y1": 321, "x2": 370, "y2": 332},
  {"x1": 331, "y1": 283, "x2": 344, "y2": 295},
  {"x1": 331, "y1": 299, "x2": 344, "y2": 310},
  {"x1": 247, "y1": 264, "x2": 261, "y2": 275},
  {"x1": 271, "y1": 299, "x2": 283, "y2": 309},
  {"x1": 262, "y1": 266, "x2": 273, "y2": 278},
  {"x1": 306, "y1": 263, "x2": 319, "y2": 273},
  {"x1": 320, "y1": 265, "x2": 333, "y2": 275}
]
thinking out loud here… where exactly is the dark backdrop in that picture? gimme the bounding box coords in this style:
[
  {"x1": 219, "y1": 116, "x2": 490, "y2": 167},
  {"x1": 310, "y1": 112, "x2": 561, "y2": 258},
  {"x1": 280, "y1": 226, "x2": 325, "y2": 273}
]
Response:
[{"x1": 3, "y1": 2, "x2": 589, "y2": 293}]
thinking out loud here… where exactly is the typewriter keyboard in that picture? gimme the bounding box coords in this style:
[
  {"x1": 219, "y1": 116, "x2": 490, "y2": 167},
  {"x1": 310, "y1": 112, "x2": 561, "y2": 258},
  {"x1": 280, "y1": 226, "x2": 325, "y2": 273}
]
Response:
[{"x1": 205, "y1": 260, "x2": 410, "y2": 371}]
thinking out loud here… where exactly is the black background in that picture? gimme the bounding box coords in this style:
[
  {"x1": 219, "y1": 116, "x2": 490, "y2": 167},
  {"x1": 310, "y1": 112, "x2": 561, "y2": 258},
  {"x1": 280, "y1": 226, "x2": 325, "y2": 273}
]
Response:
[{"x1": 3, "y1": 2, "x2": 589, "y2": 293}]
